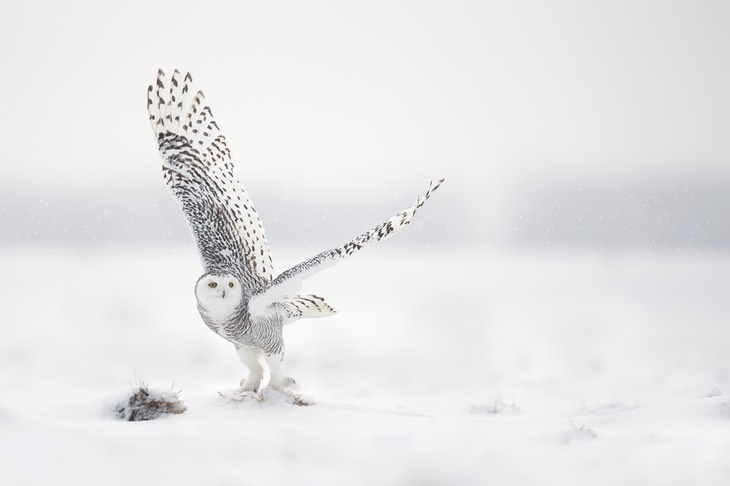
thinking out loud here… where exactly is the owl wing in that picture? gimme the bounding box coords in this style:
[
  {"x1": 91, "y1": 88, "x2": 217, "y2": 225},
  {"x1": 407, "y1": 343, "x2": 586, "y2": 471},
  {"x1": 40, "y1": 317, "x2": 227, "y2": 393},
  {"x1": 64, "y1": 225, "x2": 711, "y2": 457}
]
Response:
[
  {"x1": 147, "y1": 69, "x2": 274, "y2": 288},
  {"x1": 248, "y1": 179, "x2": 443, "y2": 317},
  {"x1": 274, "y1": 294, "x2": 337, "y2": 325}
]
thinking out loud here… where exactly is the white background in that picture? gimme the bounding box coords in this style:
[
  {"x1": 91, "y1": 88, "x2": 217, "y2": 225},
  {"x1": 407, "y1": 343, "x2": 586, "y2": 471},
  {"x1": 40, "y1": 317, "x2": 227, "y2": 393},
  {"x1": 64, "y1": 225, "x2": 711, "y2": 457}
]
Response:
[{"x1": 1, "y1": 2, "x2": 729, "y2": 485}]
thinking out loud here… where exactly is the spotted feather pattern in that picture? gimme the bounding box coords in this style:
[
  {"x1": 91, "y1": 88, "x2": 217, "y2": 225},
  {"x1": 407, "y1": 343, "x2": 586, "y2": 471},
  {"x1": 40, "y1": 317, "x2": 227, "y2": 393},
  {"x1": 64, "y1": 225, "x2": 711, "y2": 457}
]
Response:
[
  {"x1": 148, "y1": 69, "x2": 274, "y2": 288},
  {"x1": 250, "y1": 179, "x2": 444, "y2": 313},
  {"x1": 274, "y1": 294, "x2": 337, "y2": 323}
]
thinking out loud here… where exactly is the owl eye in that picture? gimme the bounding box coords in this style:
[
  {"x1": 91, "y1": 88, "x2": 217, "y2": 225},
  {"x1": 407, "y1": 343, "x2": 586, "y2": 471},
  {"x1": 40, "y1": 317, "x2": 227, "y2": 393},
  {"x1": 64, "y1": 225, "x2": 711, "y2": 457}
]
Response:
[
  {"x1": 228, "y1": 282, "x2": 234, "y2": 288},
  {"x1": 208, "y1": 282, "x2": 217, "y2": 288}
]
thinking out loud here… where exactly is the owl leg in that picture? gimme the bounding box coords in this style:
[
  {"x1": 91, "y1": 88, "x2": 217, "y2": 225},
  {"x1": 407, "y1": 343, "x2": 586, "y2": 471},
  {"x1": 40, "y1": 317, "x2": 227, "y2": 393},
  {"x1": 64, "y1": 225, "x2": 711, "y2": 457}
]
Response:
[
  {"x1": 264, "y1": 353, "x2": 296, "y2": 392},
  {"x1": 237, "y1": 347, "x2": 264, "y2": 392}
]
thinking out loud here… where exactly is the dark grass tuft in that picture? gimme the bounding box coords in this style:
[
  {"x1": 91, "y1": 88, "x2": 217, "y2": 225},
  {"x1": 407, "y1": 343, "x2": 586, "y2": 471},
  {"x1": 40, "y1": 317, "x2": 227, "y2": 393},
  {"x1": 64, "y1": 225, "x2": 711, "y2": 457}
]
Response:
[
  {"x1": 115, "y1": 384, "x2": 187, "y2": 421},
  {"x1": 469, "y1": 398, "x2": 520, "y2": 415},
  {"x1": 292, "y1": 395, "x2": 311, "y2": 407}
]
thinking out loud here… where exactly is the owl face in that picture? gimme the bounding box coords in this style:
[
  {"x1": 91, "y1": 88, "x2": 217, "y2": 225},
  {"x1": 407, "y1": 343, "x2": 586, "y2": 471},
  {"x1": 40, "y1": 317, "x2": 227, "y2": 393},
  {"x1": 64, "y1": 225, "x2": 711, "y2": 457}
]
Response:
[{"x1": 195, "y1": 273, "x2": 243, "y2": 319}]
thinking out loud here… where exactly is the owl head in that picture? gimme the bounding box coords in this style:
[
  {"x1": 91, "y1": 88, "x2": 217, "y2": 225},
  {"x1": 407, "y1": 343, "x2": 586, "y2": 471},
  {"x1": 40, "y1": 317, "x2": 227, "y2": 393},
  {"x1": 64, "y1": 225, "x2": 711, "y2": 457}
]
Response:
[{"x1": 195, "y1": 273, "x2": 243, "y2": 319}]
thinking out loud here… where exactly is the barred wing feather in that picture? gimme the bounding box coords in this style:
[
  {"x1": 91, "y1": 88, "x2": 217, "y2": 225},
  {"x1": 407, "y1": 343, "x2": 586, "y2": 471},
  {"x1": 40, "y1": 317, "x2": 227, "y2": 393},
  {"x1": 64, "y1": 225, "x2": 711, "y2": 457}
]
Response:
[
  {"x1": 147, "y1": 69, "x2": 274, "y2": 288},
  {"x1": 249, "y1": 179, "x2": 443, "y2": 317}
]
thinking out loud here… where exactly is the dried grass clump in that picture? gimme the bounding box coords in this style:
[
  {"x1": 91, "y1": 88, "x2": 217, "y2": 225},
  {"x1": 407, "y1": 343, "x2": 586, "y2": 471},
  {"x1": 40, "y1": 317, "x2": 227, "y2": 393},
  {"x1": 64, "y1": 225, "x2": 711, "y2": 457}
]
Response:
[{"x1": 114, "y1": 384, "x2": 187, "y2": 421}]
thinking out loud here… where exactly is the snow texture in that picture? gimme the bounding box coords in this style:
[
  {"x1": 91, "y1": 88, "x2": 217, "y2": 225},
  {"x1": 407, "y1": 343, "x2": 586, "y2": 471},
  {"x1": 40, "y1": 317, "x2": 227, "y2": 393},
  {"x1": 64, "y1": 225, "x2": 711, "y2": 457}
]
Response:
[{"x1": 1, "y1": 248, "x2": 729, "y2": 485}]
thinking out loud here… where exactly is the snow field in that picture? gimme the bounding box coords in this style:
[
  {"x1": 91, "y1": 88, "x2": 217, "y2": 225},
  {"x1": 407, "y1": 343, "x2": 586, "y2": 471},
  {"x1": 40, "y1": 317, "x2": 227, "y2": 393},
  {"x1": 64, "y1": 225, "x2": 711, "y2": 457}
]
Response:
[{"x1": 0, "y1": 247, "x2": 728, "y2": 485}]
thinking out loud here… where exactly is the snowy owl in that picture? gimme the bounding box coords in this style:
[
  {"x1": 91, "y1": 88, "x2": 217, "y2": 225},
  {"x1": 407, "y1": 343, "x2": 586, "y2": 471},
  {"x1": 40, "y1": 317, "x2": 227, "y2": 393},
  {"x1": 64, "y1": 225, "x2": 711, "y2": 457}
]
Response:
[{"x1": 147, "y1": 69, "x2": 443, "y2": 395}]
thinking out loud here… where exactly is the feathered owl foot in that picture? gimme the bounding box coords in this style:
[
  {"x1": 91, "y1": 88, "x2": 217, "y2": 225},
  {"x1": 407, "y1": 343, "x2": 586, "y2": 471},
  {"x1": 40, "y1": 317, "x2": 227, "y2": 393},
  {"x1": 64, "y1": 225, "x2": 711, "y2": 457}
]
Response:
[
  {"x1": 269, "y1": 376, "x2": 296, "y2": 392},
  {"x1": 239, "y1": 377, "x2": 262, "y2": 393},
  {"x1": 236, "y1": 376, "x2": 295, "y2": 392}
]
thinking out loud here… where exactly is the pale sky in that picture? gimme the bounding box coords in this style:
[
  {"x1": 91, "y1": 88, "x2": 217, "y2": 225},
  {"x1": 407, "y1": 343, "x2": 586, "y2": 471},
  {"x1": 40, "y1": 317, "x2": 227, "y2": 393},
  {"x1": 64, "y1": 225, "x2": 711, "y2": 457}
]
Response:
[{"x1": 0, "y1": 1, "x2": 728, "y2": 247}]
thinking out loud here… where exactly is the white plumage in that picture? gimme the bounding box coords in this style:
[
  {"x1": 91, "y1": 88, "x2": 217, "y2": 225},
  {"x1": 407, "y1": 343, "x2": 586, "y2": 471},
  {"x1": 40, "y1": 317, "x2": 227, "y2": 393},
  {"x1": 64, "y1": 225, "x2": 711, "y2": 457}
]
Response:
[{"x1": 148, "y1": 69, "x2": 443, "y2": 395}]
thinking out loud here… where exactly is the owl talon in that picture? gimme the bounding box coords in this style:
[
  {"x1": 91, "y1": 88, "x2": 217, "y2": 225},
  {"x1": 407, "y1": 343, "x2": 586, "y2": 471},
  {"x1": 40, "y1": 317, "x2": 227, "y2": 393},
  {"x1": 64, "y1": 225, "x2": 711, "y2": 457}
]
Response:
[
  {"x1": 239, "y1": 379, "x2": 260, "y2": 393},
  {"x1": 239, "y1": 376, "x2": 262, "y2": 393}
]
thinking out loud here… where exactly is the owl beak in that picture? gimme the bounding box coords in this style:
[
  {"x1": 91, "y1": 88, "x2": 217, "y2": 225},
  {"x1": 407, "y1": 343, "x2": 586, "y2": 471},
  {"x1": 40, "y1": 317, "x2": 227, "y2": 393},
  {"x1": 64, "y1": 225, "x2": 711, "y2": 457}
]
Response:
[{"x1": 221, "y1": 290, "x2": 226, "y2": 298}]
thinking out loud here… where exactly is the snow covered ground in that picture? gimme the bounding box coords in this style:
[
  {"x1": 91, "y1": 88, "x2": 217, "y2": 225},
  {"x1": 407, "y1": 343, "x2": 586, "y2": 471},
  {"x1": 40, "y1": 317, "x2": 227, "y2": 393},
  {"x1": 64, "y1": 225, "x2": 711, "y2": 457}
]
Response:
[{"x1": 1, "y1": 246, "x2": 729, "y2": 485}]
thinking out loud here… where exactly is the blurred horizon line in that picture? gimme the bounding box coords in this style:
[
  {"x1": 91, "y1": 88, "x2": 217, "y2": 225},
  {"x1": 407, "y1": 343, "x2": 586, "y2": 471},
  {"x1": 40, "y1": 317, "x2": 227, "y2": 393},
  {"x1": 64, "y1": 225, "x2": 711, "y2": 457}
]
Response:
[{"x1": 1, "y1": 171, "x2": 728, "y2": 251}]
